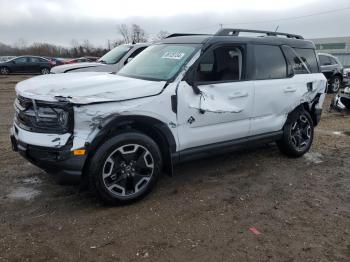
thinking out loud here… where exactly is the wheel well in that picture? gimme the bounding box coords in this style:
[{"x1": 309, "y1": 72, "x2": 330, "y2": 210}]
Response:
[
  {"x1": 301, "y1": 101, "x2": 319, "y2": 126},
  {"x1": 333, "y1": 73, "x2": 343, "y2": 81},
  {"x1": 81, "y1": 116, "x2": 175, "y2": 180}
]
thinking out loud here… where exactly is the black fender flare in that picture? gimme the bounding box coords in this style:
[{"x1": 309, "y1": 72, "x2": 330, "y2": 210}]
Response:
[{"x1": 83, "y1": 114, "x2": 177, "y2": 176}]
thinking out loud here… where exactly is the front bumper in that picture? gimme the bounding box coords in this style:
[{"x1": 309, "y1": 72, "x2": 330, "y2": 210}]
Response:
[{"x1": 10, "y1": 130, "x2": 86, "y2": 184}]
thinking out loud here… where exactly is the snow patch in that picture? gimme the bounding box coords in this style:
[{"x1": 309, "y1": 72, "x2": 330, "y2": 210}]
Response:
[
  {"x1": 7, "y1": 187, "x2": 40, "y2": 201},
  {"x1": 304, "y1": 152, "x2": 323, "y2": 164}
]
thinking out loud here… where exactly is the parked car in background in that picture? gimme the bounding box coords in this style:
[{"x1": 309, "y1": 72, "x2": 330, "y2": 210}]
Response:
[
  {"x1": 343, "y1": 68, "x2": 350, "y2": 87},
  {"x1": 51, "y1": 43, "x2": 149, "y2": 74},
  {"x1": 318, "y1": 53, "x2": 344, "y2": 93},
  {"x1": 64, "y1": 57, "x2": 100, "y2": 64},
  {"x1": 0, "y1": 56, "x2": 55, "y2": 75},
  {"x1": 44, "y1": 57, "x2": 66, "y2": 66}
]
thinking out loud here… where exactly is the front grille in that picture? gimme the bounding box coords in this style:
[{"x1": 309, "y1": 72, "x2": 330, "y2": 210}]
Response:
[{"x1": 14, "y1": 95, "x2": 73, "y2": 134}]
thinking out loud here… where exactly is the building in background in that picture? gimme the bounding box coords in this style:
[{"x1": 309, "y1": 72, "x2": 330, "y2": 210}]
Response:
[{"x1": 311, "y1": 37, "x2": 350, "y2": 68}]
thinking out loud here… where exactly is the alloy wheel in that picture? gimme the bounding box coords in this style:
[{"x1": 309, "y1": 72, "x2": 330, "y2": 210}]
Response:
[
  {"x1": 41, "y1": 68, "x2": 50, "y2": 74},
  {"x1": 0, "y1": 67, "x2": 9, "y2": 75},
  {"x1": 332, "y1": 77, "x2": 341, "y2": 92},
  {"x1": 102, "y1": 144, "x2": 154, "y2": 197},
  {"x1": 290, "y1": 114, "x2": 312, "y2": 151}
]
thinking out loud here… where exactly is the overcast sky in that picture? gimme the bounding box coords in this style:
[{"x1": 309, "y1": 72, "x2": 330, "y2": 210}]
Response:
[{"x1": 0, "y1": 0, "x2": 350, "y2": 47}]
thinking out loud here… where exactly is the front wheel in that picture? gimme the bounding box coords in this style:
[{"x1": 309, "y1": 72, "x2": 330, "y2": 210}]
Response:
[
  {"x1": 88, "y1": 132, "x2": 162, "y2": 204},
  {"x1": 277, "y1": 108, "x2": 314, "y2": 157}
]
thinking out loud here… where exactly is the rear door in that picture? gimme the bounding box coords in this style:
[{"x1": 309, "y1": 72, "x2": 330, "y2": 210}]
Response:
[
  {"x1": 177, "y1": 44, "x2": 254, "y2": 150},
  {"x1": 251, "y1": 44, "x2": 300, "y2": 135},
  {"x1": 251, "y1": 45, "x2": 325, "y2": 135},
  {"x1": 28, "y1": 57, "x2": 41, "y2": 73}
]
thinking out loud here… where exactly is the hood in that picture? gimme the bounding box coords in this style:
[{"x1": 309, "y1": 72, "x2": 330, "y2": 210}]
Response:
[
  {"x1": 16, "y1": 72, "x2": 167, "y2": 104},
  {"x1": 50, "y1": 62, "x2": 103, "y2": 73}
]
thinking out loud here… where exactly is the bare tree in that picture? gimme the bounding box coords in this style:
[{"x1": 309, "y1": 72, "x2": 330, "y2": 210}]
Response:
[
  {"x1": 131, "y1": 24, "x2": 146, "y2": 43},
  {"x1": 118, "y1": 24, "x2": 130, "y2": 44}
]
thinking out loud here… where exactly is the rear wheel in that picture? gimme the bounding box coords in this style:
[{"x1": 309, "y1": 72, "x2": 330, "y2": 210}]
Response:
[
  {"x1": 0, "y1": 67, "x2": 10, "y2": 75},
  {"x1": 277, "y1": 108, "x2": 314, "y2": 157},
  {"x1": 88, "y1": 132, "x2": 162, "y2": 204},
  {"x1": 41, "y1": 68, "x2": 50, "y2": 74},
  {"x1": 329, "y1": 76, "x2": 342, "y2": 93}
]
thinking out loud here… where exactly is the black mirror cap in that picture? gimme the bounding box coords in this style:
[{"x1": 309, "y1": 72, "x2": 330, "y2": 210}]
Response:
[{"x1": 184, "y1": 68, "x2": 201, "y2": 95}]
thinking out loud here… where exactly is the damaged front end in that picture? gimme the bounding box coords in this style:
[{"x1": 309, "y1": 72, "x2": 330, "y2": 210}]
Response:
[
  {"x1": 14, "y1": 95, "x2": 74, "y2": 135},
  {"x1": 11, "y1": 95, "x2": 85, "y2": 184}
]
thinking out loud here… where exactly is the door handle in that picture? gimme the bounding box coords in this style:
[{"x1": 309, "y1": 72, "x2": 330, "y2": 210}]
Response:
[
  {"x1": 229, "y1": 91, "x2": 249, "y2": 99},
  {"x1": 284, "y1": 87, "x2": 297, "y2": 93}
]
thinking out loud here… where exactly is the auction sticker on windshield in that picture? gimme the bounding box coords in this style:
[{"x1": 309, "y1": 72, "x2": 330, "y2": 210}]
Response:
[{"x1": 161, "y1": 52, "x2": 185, "y2": 60}]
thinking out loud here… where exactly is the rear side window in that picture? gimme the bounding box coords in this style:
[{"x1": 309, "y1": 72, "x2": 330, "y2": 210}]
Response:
[
  {"x1": 254, "y1": 45, "x2": 287, "y2": 80},
  {"x1": 281, "y1": 46, "x2": 309, "y2": 74},
  {"x1": 294, "y1": 48, "x2": 319, "y2": 73}
]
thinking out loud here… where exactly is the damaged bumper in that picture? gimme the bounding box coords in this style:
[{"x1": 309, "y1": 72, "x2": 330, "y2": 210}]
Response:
[{"x1": 11, "y1": 124, "x2": 86, "y2": 184}]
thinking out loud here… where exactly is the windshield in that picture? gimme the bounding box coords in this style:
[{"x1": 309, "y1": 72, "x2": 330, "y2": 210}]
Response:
[
  {"x1": 98, "y1": 45, "x2": 132, "y2": 64},
  {"x1": 118, "y1": 44, "x2": 199, "y2": 81}
]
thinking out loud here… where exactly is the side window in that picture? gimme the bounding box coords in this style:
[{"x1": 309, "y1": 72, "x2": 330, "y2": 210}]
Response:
[
  {"x1": 29, "y1": 57, "x2": 40, "y2": 63},
  {"x1": 294, "y1": 48, "x2": 319, "y2": 73},
  {"x1": 15, "y1": 57, "x2": 28, "y2": 63},
  {"x1": 329, "y1": 57, "x2": 338, "y2": 65},
  {"x1": 254, "y1": 45, "x2": 287, "y2": 80},
  {"x1": 124, "y1": 47, "x2": 147, "y2": 65},
  {"x1": 196, "y1": 46, "x2": 243, "y2": 82},
  {"x1": 281, "y1": 45, "x2": 309, "y2": 74},
  {"x1": 319, "y1": 55, "x2": 331, "y2": 66}
]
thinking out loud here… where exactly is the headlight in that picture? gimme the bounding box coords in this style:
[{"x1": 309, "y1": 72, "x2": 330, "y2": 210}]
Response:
[{"x1": 15, "y1": 96, "x2": 73, "y2": 133}]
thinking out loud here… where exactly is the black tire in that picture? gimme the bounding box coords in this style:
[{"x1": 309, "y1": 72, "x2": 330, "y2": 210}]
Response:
[
  {"x1": 0, "y1": 67, "x2": 10, "y2": 75},
  {"x1": 277, "y1": 108, "x2": 314, "y2": 157},
  {"x1": 88, "y1": 132, "x2": 162, "y2": 204},
  {"x1": 329, "y1": 75, "x2": 342, "y2": 93},
  {"x1": 41, "y1": 67, "x2": 50, "y2": 74}
]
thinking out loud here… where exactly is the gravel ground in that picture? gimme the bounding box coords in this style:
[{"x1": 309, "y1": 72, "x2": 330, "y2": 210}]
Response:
[{"x1": 0, "y1": 75, "x2": 349, "y2": 262}]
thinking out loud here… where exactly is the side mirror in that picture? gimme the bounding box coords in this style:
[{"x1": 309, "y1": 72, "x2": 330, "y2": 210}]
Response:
[{"x1": 184, "y1": 68, "x2": 201, "y2": 95}]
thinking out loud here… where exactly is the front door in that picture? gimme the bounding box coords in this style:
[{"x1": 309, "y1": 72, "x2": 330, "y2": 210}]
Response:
[{"x1": 177, "y1": 45, "x2": 254, "y2": 151}]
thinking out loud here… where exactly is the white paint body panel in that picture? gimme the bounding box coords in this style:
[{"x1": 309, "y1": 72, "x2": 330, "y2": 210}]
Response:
[
  {"x1": 177, "y1": 81, "x2": 254, "y2": 150},
  {"x1": 16, "y1": 72, "x2": 166, "y2": 104},
  {"x1": 251, "y1": 73, "x2": 326, "y2": 135},
  {"x1": 11, "y1": 124, "x2": 71, "y2": 148}
]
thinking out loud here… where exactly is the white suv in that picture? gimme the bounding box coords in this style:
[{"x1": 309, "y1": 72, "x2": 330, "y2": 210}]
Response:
[
  {"x1": 50, "y1": 43, "x2": 149, "y2": 74},
  {"x1": 11, "y1": 29, "x2": 327, "y2": 204}
]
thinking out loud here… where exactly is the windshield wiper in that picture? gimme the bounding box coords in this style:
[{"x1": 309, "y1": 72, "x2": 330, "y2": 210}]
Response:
[{"x1": 99, "y1": 60, "x2": 107, "y2": 64}]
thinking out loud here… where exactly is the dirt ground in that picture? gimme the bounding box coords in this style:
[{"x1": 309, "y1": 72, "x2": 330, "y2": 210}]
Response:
[{"x1": 0, "y1": 75, "x2": 349, "y2": 262}]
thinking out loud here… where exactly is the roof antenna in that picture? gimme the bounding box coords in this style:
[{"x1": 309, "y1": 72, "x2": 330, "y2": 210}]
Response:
[{"x1": 275, "y1": 25, "x2": 279, "y2": 32}]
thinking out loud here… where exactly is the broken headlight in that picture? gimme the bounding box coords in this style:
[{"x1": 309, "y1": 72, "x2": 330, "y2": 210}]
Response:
[{"x1": 15, "y1": 96, "x2": 73, "y2": 134}]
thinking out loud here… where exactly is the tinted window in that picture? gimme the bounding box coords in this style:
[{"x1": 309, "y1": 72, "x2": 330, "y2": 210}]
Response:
[
  {"x1": 124, "y1": 46, "x2": 147, "y2": 65},
  {"x1": 281, "y1": 45, "x2": 309, "y2": 74},
  {"x1": 15, "y1": 57, "x2": 28, "y2": 63},
  {"x1": 196, "y1": 46, "x2": 243, "y2": 82},
  {"x1": 319, "y1": 55, "x2": 331, "y2": 66},
  {"x1": 295, "y1": 48, "x2": 319, "y2": 73},
  {"x1": 254, "y1": 45, "x2": 287, "y2": 80},
  {"x1": 29, "y1": 57, "x2": 43, "y2": 63},
  {"x1": 329, "y1": 57, "x2": 338, "y2": 65}
]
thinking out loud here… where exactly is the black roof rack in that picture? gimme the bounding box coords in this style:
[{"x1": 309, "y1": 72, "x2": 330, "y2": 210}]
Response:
[
  {"x1": 166, "y1": 33, "x2": 211, "y2": 38},
  {"x1": 215, "y1": 28, "x2": 304, "y2": 40}
]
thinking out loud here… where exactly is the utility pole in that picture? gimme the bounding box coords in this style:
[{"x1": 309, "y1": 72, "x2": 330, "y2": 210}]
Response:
[{"x1": 219, "y1": 23, "x2": 223, "y2": 30}]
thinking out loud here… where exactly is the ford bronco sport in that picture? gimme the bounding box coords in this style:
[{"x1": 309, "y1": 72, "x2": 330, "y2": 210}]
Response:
[{"x1": 11, "y1": 29, "x2": 327, "y2": 204}]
